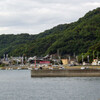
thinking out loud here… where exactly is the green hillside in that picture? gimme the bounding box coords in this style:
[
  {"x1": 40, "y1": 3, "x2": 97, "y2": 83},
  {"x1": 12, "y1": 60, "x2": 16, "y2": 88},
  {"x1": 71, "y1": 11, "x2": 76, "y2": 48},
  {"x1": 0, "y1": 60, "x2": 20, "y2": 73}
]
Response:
[{"x1": 0, "y1": 7, "x2": 100, "y2": 59}]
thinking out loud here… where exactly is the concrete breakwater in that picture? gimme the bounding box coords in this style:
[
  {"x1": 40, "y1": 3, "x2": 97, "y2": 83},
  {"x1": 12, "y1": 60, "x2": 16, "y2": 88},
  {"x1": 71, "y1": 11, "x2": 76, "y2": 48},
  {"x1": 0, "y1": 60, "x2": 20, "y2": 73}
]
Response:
[{"x1": 31, "y1": 68, "x2": 100, "y2": 77}]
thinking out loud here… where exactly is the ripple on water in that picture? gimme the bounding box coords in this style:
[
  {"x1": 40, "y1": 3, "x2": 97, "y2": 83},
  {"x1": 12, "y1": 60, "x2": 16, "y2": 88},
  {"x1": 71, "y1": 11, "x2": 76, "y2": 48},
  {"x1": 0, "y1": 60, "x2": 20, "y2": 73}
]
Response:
[{"x1": 0, "y1": 70, "x2": 100, "y2": 100}]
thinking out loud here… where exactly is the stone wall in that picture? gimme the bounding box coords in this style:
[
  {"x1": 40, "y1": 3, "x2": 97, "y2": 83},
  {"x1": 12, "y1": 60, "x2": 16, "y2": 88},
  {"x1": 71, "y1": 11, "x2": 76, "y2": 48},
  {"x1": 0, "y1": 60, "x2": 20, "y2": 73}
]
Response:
[{"x1": 31, "y1": 69, "x2": 100, "y2": 77}]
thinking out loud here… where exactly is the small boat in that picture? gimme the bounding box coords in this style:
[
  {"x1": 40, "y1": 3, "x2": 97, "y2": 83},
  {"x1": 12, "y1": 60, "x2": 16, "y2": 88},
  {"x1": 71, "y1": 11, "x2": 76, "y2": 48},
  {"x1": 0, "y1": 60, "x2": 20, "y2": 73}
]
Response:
[{"x1": 28, "y1": 67, "x2": 32, "y2": 70}]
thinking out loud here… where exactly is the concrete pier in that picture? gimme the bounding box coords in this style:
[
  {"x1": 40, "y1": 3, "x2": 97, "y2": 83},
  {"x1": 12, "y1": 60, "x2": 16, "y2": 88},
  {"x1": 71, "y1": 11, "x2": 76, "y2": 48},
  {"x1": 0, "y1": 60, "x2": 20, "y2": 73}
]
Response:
[{"x1": 31, "y1": 68, "x2": 100, "y2": 77}]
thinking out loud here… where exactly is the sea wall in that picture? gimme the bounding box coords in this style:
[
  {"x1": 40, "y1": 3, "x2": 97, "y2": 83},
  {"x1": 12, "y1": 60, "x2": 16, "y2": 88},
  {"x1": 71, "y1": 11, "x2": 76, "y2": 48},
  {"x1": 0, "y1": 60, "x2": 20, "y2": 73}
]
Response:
[{"x1": 31, "y1": 69, "x2": 100, "y2": 77}]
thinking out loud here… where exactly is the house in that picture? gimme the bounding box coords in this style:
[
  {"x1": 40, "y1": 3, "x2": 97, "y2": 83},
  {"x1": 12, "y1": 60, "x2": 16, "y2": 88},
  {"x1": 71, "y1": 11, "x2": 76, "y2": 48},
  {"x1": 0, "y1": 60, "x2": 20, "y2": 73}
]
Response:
[
  {"x1": 98, "y1": 61, "x2": 100, "y2": 65},
  {"x1": 83, "y1": 62, "x2": 90, "y2": 65},
  {"x1": 92, "y1": 59, "x2": 98, "y2": 65},
  {"x1": 61, "y1": 59, "x2": 69, "y2": 65},
  {"x1": 2, "y1": 61, "x2": 9, "y2": 65},
  {"x1": 28, "y1": 56, "x2": 51, "y2": 66}
]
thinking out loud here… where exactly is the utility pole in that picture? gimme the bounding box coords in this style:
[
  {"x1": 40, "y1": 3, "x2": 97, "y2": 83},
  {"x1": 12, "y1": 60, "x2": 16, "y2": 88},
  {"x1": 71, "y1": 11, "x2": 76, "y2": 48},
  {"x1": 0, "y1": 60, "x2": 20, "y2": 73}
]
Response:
[
  {"x1": 76, "y1": 56, "x2": 78, "y2": 62},
  {"x1": 34, "y1": 56, "x2": 37, "y2": 68},
  {"x1": 22, "y1": 56, "x2": 23, "y2": 65},
  {"x1": 74, "y1": 53, "x2": 75, "y2": 58},
  {"x1": 93, "y1": 51, "x2": 95, "y2": 60},
  {"x1": 69, "y1": 56, "x2": 71, "y2": 64},
  {"x1": 82, "y1": 54, "x2": 84, "y2": 64},
  {"x1": 6, "y1": 54, "x2": 8, "y2": 61},
  {"x1": 3, "y1": 54, "x2": 5, "y2": 61},
  {"x1": 57, "y1": 49, "x2": 59, "y2": 57},
  {"x1": 57, "y1": 49, "x2": 60, "y2": 64},
  {"x1": 97, "y1": 52, "x2": 99, "y2": 61},
  {"x1": 87, "y1": 55, "x2": 89, "y2": 63}
]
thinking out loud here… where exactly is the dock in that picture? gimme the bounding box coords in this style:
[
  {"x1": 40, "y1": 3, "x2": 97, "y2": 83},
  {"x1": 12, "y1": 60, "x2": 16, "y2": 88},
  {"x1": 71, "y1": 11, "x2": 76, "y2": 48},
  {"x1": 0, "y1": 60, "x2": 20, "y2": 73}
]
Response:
[{"x1": 31, "y1": 68, "x2": 100, "y2": 77}]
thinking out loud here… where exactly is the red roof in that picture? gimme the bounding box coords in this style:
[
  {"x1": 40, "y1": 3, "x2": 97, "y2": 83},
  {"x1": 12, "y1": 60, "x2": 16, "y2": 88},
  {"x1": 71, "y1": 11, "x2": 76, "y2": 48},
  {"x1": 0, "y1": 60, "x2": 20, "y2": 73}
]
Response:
[{"x1": 40, "y1": 61, "x2": 50, "y2": 64}]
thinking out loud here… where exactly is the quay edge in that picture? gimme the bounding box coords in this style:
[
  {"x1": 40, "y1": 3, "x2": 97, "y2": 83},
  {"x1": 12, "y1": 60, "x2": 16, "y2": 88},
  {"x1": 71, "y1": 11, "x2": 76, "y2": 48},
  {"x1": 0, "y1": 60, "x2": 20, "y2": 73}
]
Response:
[{"x1": 31, "y1": 69, "x2": 100, "y2": 77}]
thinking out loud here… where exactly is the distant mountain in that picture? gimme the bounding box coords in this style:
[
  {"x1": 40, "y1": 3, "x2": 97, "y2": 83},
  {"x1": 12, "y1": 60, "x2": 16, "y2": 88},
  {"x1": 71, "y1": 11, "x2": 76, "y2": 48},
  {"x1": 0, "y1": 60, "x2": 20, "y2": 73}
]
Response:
[{"x1": 0, "y1": 7, "x2": 100, "y2": 59}]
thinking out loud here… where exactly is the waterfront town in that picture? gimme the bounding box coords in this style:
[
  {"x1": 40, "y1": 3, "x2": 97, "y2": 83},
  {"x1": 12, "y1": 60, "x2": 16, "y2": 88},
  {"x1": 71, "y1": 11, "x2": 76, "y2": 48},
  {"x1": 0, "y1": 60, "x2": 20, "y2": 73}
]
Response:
[{"x1": 0, "y1": 53, "x2": 100, "y2": 70}]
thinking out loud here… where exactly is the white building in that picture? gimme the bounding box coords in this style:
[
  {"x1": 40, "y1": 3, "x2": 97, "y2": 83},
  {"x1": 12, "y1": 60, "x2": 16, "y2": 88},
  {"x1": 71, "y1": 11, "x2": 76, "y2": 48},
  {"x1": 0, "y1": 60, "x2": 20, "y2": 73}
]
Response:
[
  {"x1": 98, "y1": 61, "x2": 100, "y2": 65},
  {"x1": 92, "y1": 59, "x2": 98, "y2": 65}
]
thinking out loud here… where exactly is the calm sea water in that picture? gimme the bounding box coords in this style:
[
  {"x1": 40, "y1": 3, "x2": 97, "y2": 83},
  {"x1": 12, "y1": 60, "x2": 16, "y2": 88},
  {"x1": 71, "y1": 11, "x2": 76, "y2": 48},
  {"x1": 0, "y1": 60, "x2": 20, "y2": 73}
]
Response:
[{"x1": 0, "y1": 70, "x2": 100, "y2": 100}]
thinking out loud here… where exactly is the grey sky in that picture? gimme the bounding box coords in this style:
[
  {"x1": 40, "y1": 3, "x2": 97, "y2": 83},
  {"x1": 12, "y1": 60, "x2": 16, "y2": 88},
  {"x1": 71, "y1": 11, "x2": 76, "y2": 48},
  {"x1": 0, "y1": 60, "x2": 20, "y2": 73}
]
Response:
[{"x1": 0, "y1": 0, "x2": 100, "y2": 34}]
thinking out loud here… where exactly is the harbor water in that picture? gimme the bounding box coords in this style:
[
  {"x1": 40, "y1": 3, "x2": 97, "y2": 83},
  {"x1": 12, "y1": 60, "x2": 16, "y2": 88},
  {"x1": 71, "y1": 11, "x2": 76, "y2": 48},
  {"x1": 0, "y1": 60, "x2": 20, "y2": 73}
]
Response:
[{"x1": 0, "y1": 70, "x2": 100, "y2": 100}]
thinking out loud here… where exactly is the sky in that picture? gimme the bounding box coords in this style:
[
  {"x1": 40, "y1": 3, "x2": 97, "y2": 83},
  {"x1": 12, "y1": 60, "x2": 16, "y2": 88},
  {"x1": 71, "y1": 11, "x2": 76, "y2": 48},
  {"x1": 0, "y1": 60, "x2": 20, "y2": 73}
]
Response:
[{"x1": 0, "y1": 0, "x2": 100, "y2": 35}]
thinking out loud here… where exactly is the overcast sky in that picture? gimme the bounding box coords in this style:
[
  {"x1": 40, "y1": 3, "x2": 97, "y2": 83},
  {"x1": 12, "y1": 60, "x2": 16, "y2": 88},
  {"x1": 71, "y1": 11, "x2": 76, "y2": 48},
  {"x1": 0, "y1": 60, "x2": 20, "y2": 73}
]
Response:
[{"x1": 0, "y1": 0, "x2": 100, "y2": 35}]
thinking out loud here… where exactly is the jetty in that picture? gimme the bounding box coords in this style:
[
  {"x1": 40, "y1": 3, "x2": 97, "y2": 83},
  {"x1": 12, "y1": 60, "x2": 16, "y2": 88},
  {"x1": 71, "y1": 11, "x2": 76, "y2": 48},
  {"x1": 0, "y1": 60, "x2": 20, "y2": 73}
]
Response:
[{"x1": 31, "y1": 68, "x2": 100, "y2": 77}]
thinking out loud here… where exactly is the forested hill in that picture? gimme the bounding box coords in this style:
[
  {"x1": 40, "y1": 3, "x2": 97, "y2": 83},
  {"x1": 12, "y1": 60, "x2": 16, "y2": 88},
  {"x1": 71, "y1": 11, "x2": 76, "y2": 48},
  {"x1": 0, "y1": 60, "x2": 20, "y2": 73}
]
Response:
[{"x1": 0, "y1": 7, "x2": 100, "y2": 58}]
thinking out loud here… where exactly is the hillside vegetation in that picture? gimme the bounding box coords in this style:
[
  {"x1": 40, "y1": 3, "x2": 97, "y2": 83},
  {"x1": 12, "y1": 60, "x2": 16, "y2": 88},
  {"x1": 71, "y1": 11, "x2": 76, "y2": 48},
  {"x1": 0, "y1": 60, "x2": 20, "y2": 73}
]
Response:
[{"x1": 0, "y1": 7, "x2": 100, "y2": 61}]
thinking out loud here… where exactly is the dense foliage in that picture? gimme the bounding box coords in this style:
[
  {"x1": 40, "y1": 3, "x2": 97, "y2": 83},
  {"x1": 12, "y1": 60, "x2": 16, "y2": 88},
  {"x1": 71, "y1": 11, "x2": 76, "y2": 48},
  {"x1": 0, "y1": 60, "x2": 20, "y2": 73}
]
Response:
[{"x1": 0, "y1": 7, "x2": 100, "y2": 60}]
